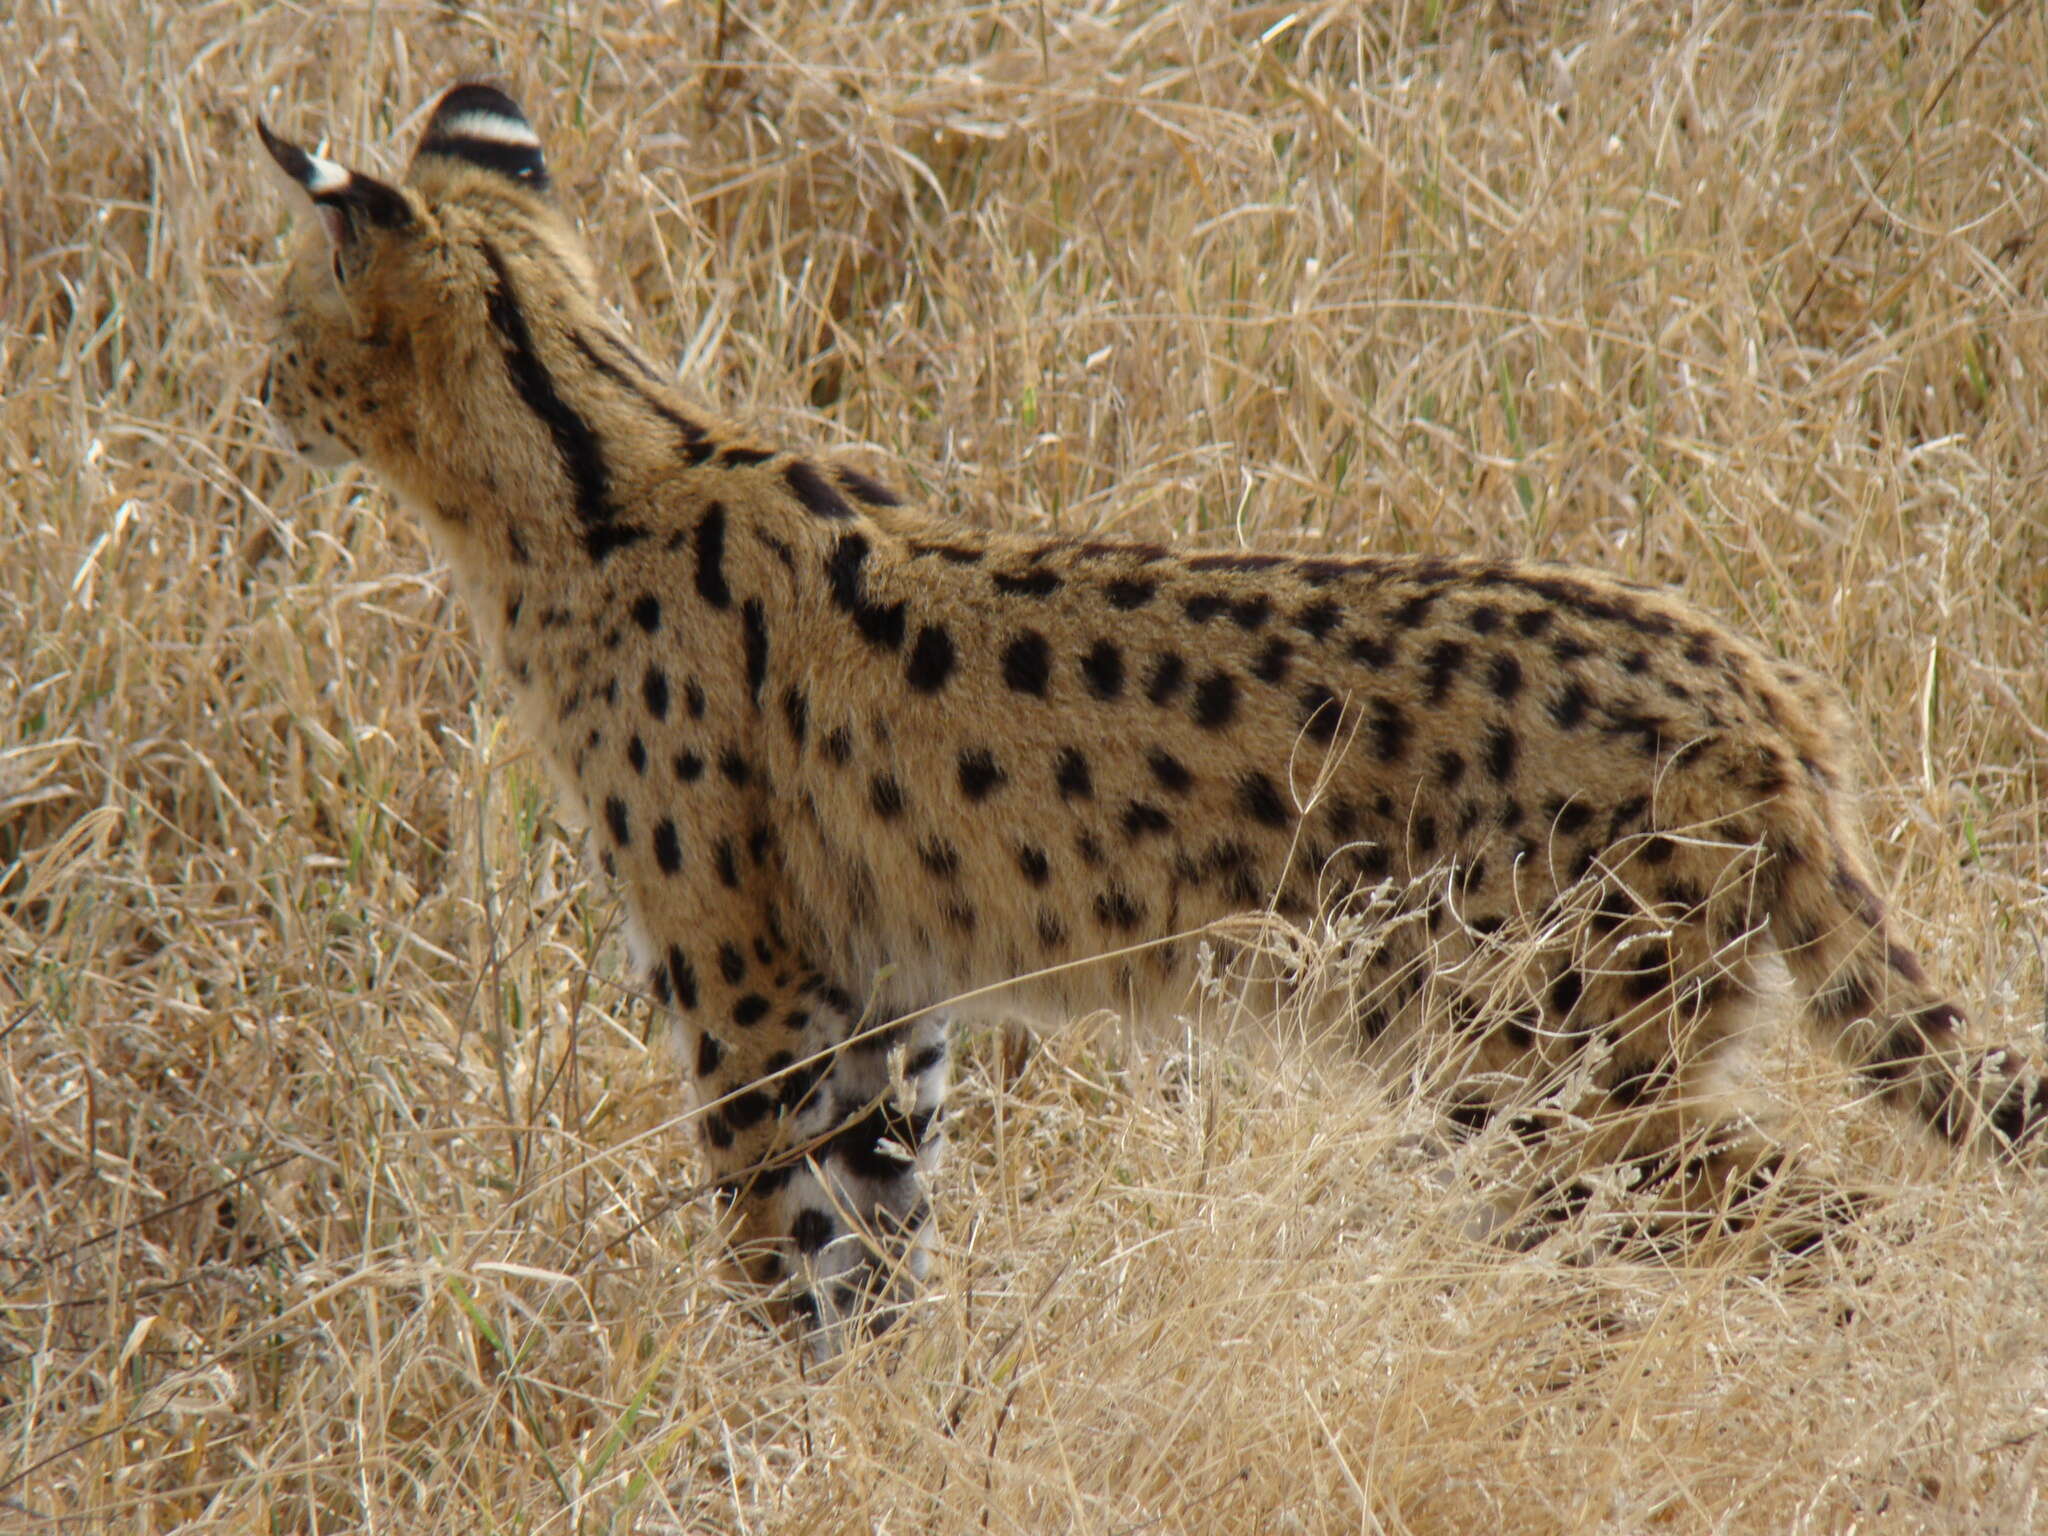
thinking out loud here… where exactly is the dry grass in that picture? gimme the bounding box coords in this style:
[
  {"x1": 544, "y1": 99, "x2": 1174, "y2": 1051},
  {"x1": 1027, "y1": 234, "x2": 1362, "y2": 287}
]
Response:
[{"x1": 4, "y1": 1, "x2": 2047, "y2": 1530}]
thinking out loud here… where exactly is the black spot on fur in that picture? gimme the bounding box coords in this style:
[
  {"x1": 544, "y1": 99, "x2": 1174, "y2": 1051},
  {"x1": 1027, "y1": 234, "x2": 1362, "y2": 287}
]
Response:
[
  {"x1": 1369, "y1": 698, "x2": 1409, "y2": 762},
  {"x1": 1239, "y1": 771, "x2": 1291, "y2": 828},
  {"x1": 1608, "y1": 796, "x2": 1649, "y2": 841},
  {"x1": 1003, "y1": 631, "x2": 1052, "y2": 696},
  {"x1": 1122, "y1": 802, "x2": 1172, "y2": 839},
  {"x1": 643, "y1": 666, "x2": 670, "y2": 720},
  {"x1": 1411, "y1": 815, "x2": 1438, "y2": 855},
  {"x1": 1391, "y1": 591, "x2": 1439, "y2": 629},
  {"x1": 1607, "y1": 1063, "x2": 1668, "y2": 1108},
  {"x1": 785, "y1": 459, "x2": 854, "y2": 519},
  {"x1": 1229, "y1": 595, "x2": 1272, "y2": 629},
  {"x1": 1095, "y1": 889, "x2": 1145, "y2": 930},
  {"x1": 1548, "y1": 967, "x2": 1584, "y2": 1021},
  {"x1": 1146, "y1": 652, "x2": 1187, "y2": 704},
  {"x1": 837, "y1": 465, "x2": 901, "y2": 507},
  {"x1": 1422, "y1": 639, "x2": 1466, "y2": 703},
  {"x1": 1659, "y1": 879, "x2": 1705, "y2": 913},
  {"x1": 1348, "y1": 633, "x2": 1396, "y2": 669},
  {"x1": 1887, "y1": 944, "x2": 1927, "y2": 985},
  {"x1": 1590, "y1": 885, "x2": 1634, "y2": 936},
  {"x1": 1253, "y1": 638, "x2": 1293, "y2": 684},
  {"x1": 1542, "y1": 796, "x2": 1593, "y2": 839},
  {"x1": 654, "y1": 818, "x2": 683, "y2": 874},
  {"x1": 1295, "y1": 559, "x2": 1352, "y2": 585},
  {"x1": 667, "y1": 946, "x2": 699, "y2": 1009},
  {"x1": 1147, "y1": 749, "x2": 1193, "y2": 794},
  {"x1": 1484, "y1": 724, "x2": 1518, "y2": 782},
  {"x1": 912, "y1": 541, "x2": 984, "y2": 565},
  {"x1": 1833, "y1": 862, "x2": 1886, "y2": 928},
  {"x1": 1017, "y1": 844, "x2": 1051, "y2": 886},
  {"x1": 1054, "y1": 748, "x2": 1093, "y2": 800},
  {"x1": 583, "y1": 525, "x2": 649, "y2": 564},
  {"x1": 1106, "y1": 578, "x2": 1156, "y2": 610},
  {"x1": 994, "y1": 568, "x2": 1062, "y2": 598},
  {"x1": 1299, "y1": 684, "x2": 1342, "y2": 744},
  {"x1": 825, "y1": 533, "x2": 907, "y2": 650},
  {"x1": 1488, "y1": 654, "x2": 1523, "y2": 700},
  {"x1": 741, "y1": 599, "x2": 768, "y2": 702},
  {"x1": 717, "y1": 943, "x2": 746, "y2": 985},
  {"x1": 773, "y1": 1053, "x2": 822, "y2": 1109},
  {"x1": 870, "y1": 775, "x2": 906, "y2": 818},
  {"x1": 826, "y1": 1102, "x2": 937, "y2": 1183},
  {"x1": 1551, "y1": 681, "x2": 1590, "y2": 729},
  {"x1": 792, "y1": 1207, "x2": 833, "y2": 1253},
  {"x1": 1326, "y1": 796, "x2": 1360, "y2": 839},
  {"x1": 1621, "y1": 942, "x2": 1676, "y2": 1002},
  {"x1": 692, "y1": 503, "x2": 731, "y2": 608},
  {"x1": 1187, "y1": 552, "x2": 1289, "y2": 573},
  {"x1": 1604, "y1": 708, "x2": 1669, "y2": 757},
  {"x1": 906, "y1": 624, "x2": 957, "y2": 693},
  {"x1": 959, "y1": 749, "x2": 1006, "y2": 800},
  {"x1": 1295, "y1": 600, "x2": 1344, "y2": 640},
  {"x1": 604, "y1": 796, "x2": 630, "y2": 846},
  {"x1": 1192, "y1": 671, "x2": 1238, "y2": 729},
  {"x1": 782, "y1": 687, "x2": 809, "y2": 744},
  {"x1": 1080, "y1": 640, "x2": 1124, "y2": 700}
]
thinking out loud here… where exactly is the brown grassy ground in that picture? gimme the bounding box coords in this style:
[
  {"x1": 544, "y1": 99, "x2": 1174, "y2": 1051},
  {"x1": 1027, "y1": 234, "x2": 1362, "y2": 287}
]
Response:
[{"x1": 5, "y1": 2, "x2": 2047, "y2": 1530}]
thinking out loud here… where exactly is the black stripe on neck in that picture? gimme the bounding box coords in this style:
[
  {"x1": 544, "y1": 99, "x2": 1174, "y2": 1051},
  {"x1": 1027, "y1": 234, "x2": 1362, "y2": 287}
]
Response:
[
  {"x1": 569, "y1": 330, "x2": 712, "y2": 454},
  {"x1": 480, "y1": 240, "x2": 643, "y2": 560}
]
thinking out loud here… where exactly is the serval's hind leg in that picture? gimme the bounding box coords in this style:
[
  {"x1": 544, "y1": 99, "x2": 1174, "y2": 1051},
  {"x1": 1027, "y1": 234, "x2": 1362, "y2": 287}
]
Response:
[{"x1": 1470, "y1": 859, "x2": 1870, "y2": 1265}]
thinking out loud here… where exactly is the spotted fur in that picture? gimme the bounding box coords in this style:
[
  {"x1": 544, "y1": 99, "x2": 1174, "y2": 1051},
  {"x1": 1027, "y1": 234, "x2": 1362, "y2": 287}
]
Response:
[{"x1": 258, "y1": 85, "x2": 2044, "y2": 1351}]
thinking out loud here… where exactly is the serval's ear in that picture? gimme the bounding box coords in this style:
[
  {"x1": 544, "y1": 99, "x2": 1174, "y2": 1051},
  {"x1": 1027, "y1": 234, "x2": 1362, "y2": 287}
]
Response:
[
  {"x1": 410, "y1": 84, "x2": 548, "y2": 191},
  {"x1": 256, "y1": 116, "x2": 415, "y2": 248}
]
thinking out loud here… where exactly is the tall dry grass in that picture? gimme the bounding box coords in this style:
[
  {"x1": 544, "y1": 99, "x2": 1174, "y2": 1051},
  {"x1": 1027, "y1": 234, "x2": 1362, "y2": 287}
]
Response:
[{"x1": 3, "y1": 2, "x2": 2046, "y2": 1530}]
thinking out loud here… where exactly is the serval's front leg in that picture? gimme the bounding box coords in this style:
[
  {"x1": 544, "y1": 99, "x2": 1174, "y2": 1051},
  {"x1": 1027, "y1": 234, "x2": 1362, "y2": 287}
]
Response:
[{"x1": 654, "y1": 937, "x2": 948, "y2": 1354}]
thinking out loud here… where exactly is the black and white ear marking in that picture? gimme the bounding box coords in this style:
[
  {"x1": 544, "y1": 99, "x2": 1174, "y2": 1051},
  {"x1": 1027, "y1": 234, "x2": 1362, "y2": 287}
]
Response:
[
  {"x1": 256, "y1": 116, "x2": 414, "y2": 241},
  {"x1": 414, "y1": 84, "x2": 548, "y2": 190},
  {"x1": 256, "y1": 118, "x2": 352, "y2": 196}
]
